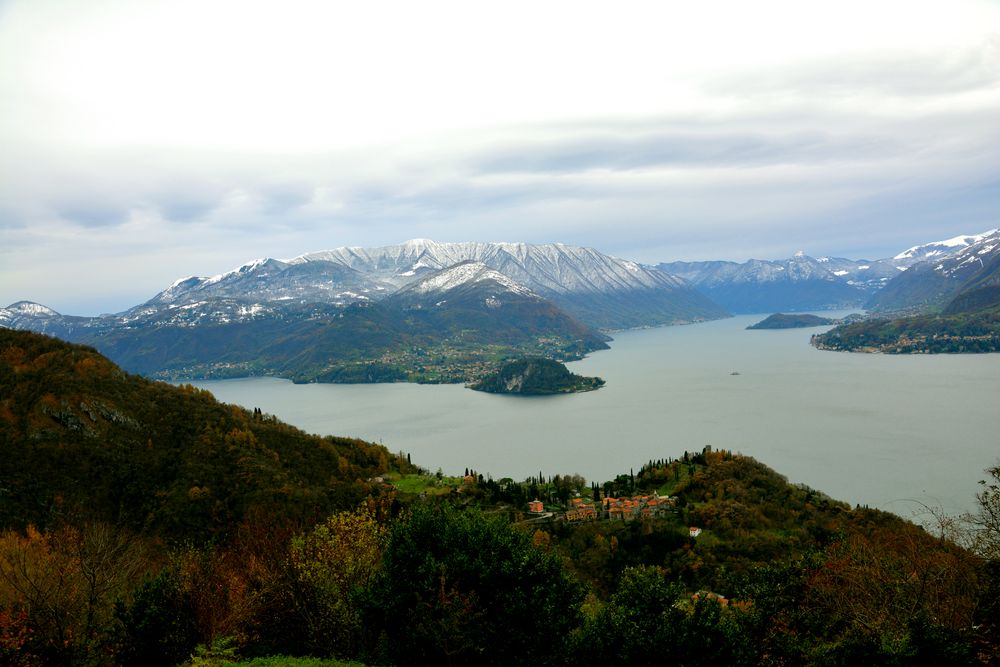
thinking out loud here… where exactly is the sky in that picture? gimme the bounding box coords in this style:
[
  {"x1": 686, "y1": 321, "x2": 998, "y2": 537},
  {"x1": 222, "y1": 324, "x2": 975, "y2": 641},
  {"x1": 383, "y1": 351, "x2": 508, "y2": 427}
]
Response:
[{"x1": 2, "y1": 0, "x2": 999, "y2": 315}]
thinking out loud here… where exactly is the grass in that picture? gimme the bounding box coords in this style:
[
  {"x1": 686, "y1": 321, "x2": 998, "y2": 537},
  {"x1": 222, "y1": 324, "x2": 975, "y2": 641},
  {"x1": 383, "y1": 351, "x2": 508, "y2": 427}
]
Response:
[{"x1": 388, "y1": 472, "x2": 462, "y2": 496}]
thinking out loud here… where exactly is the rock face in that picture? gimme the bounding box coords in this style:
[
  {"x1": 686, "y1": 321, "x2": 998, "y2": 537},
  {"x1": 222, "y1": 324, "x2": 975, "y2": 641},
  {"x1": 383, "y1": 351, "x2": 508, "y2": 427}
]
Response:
[{"x1": 468, "y1": 357, "x2": 605, "y2": 395}]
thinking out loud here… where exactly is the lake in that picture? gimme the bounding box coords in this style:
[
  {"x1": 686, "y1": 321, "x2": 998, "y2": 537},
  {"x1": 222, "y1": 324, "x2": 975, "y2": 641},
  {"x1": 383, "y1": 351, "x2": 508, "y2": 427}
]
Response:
[{"x1": 188, "y1": 313, "x2": 1000, "y2": 518}]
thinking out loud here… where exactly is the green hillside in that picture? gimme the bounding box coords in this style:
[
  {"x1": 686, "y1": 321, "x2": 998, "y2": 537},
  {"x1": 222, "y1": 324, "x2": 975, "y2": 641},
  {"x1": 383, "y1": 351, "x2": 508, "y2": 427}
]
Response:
[
  {"x1": 1, "y1": 330, "x2": 996, "y2": 665},
  {"x1": 0, "y1": 329, "x2": 411, "y2": 540}
]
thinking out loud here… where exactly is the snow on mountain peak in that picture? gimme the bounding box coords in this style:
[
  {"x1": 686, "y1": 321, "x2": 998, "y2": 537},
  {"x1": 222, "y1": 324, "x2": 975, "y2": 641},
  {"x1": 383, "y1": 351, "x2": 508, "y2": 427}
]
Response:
[
  {"x1": 169, "y1": 276, "x2": 199, "y2": 289},
  {"x1": 7, "y1": 301, "x2": 59, "y2": 316},
  {"x1": 204, "y1": 258, "x2": 271, "y2": 285},
  {"x1": 893, "y1": 229, "x2": 999, "y2": 260},
  {"x1": 405, "y1": 261, "x2": 536, "y2": 297},
  {"x1": 287, "y1": 239, "x2": 684, "y2": 294},
  {"x1": 402, "y1": 238, "x2": 436, "y2": 248}
]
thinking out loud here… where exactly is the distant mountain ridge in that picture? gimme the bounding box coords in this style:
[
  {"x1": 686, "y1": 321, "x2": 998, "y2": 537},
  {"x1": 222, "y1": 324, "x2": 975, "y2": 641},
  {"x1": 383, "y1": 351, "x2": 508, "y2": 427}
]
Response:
[
  {"x1": 657, "y1": 228, "x2": 999, "y2": 315},
  {"x1": 2, "y1": 245, "x2": 636, "y2": 384},
  {"x1": 891, "y1": 230, "x2": 997, "y2": 263},
  {"x1": 812, "y1": 229, "x2": 1000, "y2": 354},
  {"x1": 866, "y1": 228, "x2": 1000, "y2": 314},
  {"x1": 6, "y1": 230, "x2": 1000, "y2": 373},
  {"x1": 0, "y1": 239, "x2": 728, "y2": 383},
  {"x1": 146, "y1": 257, "x2": 389, "y2": 308},
  {"x1": 146, "y1": 239, "x2": 728, "y2": 330},
  {"x1": 0, "y1": 294, "x2": 609, "y2": 387},
  {"x1": 657, "y1": 254, "x2": 887, "y2": 313}
]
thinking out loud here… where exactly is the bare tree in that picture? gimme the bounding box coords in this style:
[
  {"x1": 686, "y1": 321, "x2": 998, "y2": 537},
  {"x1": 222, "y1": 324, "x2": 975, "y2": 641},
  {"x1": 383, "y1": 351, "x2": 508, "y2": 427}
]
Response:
[{"x1": 967, "y1": 464, "x2": 1000, "y2": 561}]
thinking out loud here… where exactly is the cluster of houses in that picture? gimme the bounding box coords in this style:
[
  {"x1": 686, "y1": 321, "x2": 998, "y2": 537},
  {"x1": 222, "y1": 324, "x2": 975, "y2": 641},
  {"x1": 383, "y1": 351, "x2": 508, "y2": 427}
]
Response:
[
  {"x1": 600, "y1": 494, "x2": 678, "y2": 521},
  {"x1": 528, "y1": 493, "x2": 682, "y2": 522}
]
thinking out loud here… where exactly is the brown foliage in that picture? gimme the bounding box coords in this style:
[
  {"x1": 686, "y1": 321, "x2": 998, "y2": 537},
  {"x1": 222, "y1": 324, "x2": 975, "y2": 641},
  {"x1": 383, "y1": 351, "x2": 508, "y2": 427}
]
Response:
[
  {"x1": 0, "y1": 522, "x2": 149, "y2": 662},
  {"x1": 807, "y1": 522, "x2": 980, "y2": 643}
]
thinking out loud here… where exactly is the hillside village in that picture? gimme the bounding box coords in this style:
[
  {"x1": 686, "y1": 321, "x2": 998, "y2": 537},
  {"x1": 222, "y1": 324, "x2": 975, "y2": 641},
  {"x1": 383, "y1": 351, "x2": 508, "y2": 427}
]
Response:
[{"x1": 528, "y1": 492, "x2": 680, "y2": 522}]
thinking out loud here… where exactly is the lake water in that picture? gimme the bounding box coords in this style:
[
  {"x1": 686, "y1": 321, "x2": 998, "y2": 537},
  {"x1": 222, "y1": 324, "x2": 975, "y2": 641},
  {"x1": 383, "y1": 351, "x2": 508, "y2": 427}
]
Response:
[{"x1": 188, "y1": 313, "x2": 1000, "y2": 518}]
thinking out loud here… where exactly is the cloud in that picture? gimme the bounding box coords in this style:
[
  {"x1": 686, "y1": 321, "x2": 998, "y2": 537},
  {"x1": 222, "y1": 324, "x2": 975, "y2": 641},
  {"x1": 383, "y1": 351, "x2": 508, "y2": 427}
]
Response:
[
  {"x1": 53, "y1": 201, "x2": 129, "y2": 228},
  {"x1": 472, "y1": 126, "x2": 902, "y2": 175},
  {"x1": 2, "y1": 0, "x2": 1000, "y2": 313},
  {"x1": 709, "y1": 35, "x2": 1000, "y2": 100}
]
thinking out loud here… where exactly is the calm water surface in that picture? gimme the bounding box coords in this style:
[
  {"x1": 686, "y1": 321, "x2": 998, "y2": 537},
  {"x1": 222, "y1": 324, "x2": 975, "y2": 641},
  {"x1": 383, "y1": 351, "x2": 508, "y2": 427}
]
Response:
[{"x1": 189, "y1": 313, "x2": 1000, "y2": 517}]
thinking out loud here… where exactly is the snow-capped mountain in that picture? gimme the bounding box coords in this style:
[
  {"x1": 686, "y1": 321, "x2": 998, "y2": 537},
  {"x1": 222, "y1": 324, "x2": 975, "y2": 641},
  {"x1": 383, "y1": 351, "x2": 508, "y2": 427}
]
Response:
[
  {"x1": 146, "y1": 239, "x2": 728, "y2": 329},
  {"x1": 0, "y1": 296, "x2": 293, "y2": 345},
  {"x1": 660, "y1": 253, "x2": 892, "y2": 289},
  {"x1": 868, "y1": 228, "x2": 1000, "y2": 313},
  {"x1": 294, "y1": 239, "x2": 685, "y2": 294},
  {"x1": 1, "y1": 275, "x2": 610, "y2": 383},
  {"x1": 0, "y1": 239, "x2": 725, "y2": 383},
  {"x1": 391, "y1": 261, "x2": 538, "y2": 301},
  {"x1": 0, "y1": 301, "x2": 62, "y2": 329},
  {"x1": 145, "y1": 257, "x2": 392, "y2": 308},
  {"x1": 386, "y1": 261, "x2": 609, "y2": 350},
  {"x1": 655, "y1": 229, "x2": 1000, "y2": 315},
  {"x1": 0, "y1": 301, "x2": 96, "y2": 339},
  {"x1": 892, "y1": 230, "x2": 998, "y2": 264},
  {"x1": 656, "y1": 254, "x2": 881, "y2": 313}
]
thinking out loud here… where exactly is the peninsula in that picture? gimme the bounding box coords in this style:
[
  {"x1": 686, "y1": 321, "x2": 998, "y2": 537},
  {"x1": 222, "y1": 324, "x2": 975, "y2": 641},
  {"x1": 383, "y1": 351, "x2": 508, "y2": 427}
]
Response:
[{"x1": 468, "y1": 357, "x2": 605, "y2": 395}]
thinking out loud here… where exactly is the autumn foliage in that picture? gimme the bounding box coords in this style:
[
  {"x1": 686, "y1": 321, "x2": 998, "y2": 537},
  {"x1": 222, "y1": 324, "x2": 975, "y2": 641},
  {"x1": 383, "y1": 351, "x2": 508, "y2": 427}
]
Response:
[{"x1": 0, "y1": 330, "x2": 997, "y2": 664}]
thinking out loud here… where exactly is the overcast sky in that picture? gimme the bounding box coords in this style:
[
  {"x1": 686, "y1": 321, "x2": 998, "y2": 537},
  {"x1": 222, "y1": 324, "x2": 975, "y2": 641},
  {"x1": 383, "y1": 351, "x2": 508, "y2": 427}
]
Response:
[{"x1": 2, "y1": 0, "x2": 999, "y2": 314}]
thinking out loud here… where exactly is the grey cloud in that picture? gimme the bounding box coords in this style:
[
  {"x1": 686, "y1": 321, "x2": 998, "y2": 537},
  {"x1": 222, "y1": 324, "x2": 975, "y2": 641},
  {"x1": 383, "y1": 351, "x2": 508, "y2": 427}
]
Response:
[
  {"x1": 260, "y1": 183, "x2": 314, "y2": 215},
  {"x1": 0, "y1": 204, "x2": 31, "y2": 230},
  {"x1": 54, "y1": 201, "x2": 129, "y2": 227},
  {"x1": 473, "y1": 128, "x2": 900, "y2": 175},
  {"x1": 352, "y1": 181, "x2": 578, "y2": 217},
  {"x1": 158, "y1": 195, "x2": 218, "y2": 222}
]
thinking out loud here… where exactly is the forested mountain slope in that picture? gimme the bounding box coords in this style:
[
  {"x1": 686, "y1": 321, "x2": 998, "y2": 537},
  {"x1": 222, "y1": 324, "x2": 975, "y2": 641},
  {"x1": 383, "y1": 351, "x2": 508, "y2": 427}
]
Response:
[{"x1": 0, "y1": 329, "x2": 408, "y2": 540}]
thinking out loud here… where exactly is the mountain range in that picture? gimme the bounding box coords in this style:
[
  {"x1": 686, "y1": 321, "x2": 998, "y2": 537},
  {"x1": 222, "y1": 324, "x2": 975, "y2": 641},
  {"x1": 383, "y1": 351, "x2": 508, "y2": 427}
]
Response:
[
  {"x1": 139, "y1": 239, "x2": 726, "y2": 329},
  {"x1": 866, "y1": 229, "x2": 1000, "y2": 314},
  {"x1": 812, "y1": 229, "x2": 1000, "y2": 353},
  {"x1": 657, "y1": 253, "x2": 889, "y2": 313},
  {"x1": 5, "y1": 241, "x2": 715, "y2": 382},
  {"x1": 656, "y1": 230, "x2": 999, "y2": 315},
  {"x1": 4, "y1": 230, "x2": 1000, "y2": 377}
]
